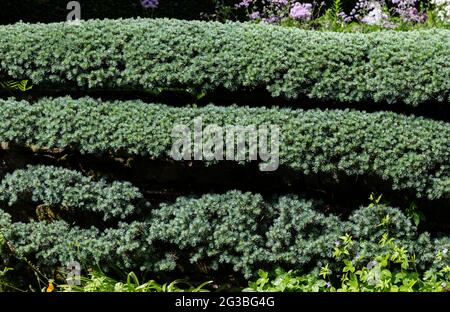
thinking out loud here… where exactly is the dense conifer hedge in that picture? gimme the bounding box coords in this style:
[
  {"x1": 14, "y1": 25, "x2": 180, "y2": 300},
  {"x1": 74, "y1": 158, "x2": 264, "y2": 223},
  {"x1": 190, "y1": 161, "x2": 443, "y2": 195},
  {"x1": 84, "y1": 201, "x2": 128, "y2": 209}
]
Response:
[{"x1": 0, "y1": 19, "x2": 448, "y2": 105}]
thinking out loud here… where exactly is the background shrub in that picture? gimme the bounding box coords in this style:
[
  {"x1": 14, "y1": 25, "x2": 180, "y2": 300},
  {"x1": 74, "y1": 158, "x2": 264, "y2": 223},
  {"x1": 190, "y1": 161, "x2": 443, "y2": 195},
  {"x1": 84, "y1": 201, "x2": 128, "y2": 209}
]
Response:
[
  {"x1": 0, "y1": 0, "x2": 218, "y2": 25},
  {"x1": 0, "y1": 1, "x2": 362, "y2": 25}
]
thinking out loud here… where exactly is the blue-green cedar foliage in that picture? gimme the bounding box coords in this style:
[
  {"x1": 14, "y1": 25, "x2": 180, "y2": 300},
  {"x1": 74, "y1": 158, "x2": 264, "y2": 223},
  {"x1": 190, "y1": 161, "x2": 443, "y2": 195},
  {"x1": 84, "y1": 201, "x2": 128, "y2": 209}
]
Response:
[
  {"x1": 147, "y1": 192, "x2": 341, "y2": 275},
  {"x1": 0, "y1": 97, "x2": 449, "y2": 199},
  {"x1": 0, "y1": 18, "x2": 448, "y2": 105},
  {"x1": 0, "y1": 165, "x2": 147, "y2": 221}
]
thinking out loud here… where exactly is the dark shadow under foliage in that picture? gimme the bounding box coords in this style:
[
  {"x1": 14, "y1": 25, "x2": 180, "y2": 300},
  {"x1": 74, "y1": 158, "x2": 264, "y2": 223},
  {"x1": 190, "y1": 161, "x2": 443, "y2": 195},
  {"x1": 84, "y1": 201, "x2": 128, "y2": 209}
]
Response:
[
  {"x1": 2, "y1": 87, "x2": 449, "y2": 122},
  {"x1": 0, "y1": 0, "x2": 361, "y2": 25}
]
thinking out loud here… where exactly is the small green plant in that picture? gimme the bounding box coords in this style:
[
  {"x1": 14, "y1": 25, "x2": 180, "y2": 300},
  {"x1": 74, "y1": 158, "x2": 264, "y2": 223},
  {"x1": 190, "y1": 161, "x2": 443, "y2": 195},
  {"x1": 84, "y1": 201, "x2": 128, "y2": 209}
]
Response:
[
  {"x1": 368, "y1": 193, "x2": 384, "y2": 208},
  {"x1": 243, "y1": 268, "x2": 328, "y2": 292},
  {"x1": 405, "y1": 202, "x2": 426, "y2": 227},
  {"x1": 312, "y1": 0, "x2": 345, "y2": 31},
  {"x1": 0, "y1": 267, "x2": 16, "y2": 292},
  {"x1": 0, "y1": 79, "x2": 32, "y2": 92},
  {"x1": 58, "y1": 270, "x2": 213, "y2": 293}
]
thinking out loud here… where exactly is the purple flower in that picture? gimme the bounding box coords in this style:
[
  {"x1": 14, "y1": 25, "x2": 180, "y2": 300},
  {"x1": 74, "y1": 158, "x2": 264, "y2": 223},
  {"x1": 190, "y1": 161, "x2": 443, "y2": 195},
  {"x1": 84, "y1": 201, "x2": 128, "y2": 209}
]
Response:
[
  {"x1": 249, "y1": 11, "x2": 261, "y2": 20},
  {"x1": 289, "y1": 2, "x2": 312, "y2": 20},
  {"x1": 338, "y1": 11, "x2": 353, "y2": 22},
  {"x1": 272, "y1": 0, "x2": 289, "y2": 6},
  {"x1": 325, "y1": 281, "x2": 331, "y2": 288},
  {"x1": 355, "y1": 1, "x2": 389, "y2": 25},
  {"x1": 235, "y1": 0, "x2": 253, "y2": 8},
  {"x1": 263, "y1": 16, "x2": 281, "y2": 23},
  {"x1": 141, "y1": 0, "x2": 159, "y2": 9},
  {"x1": 401, "y1": 7, "x2": 427, "y2": 22}
]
